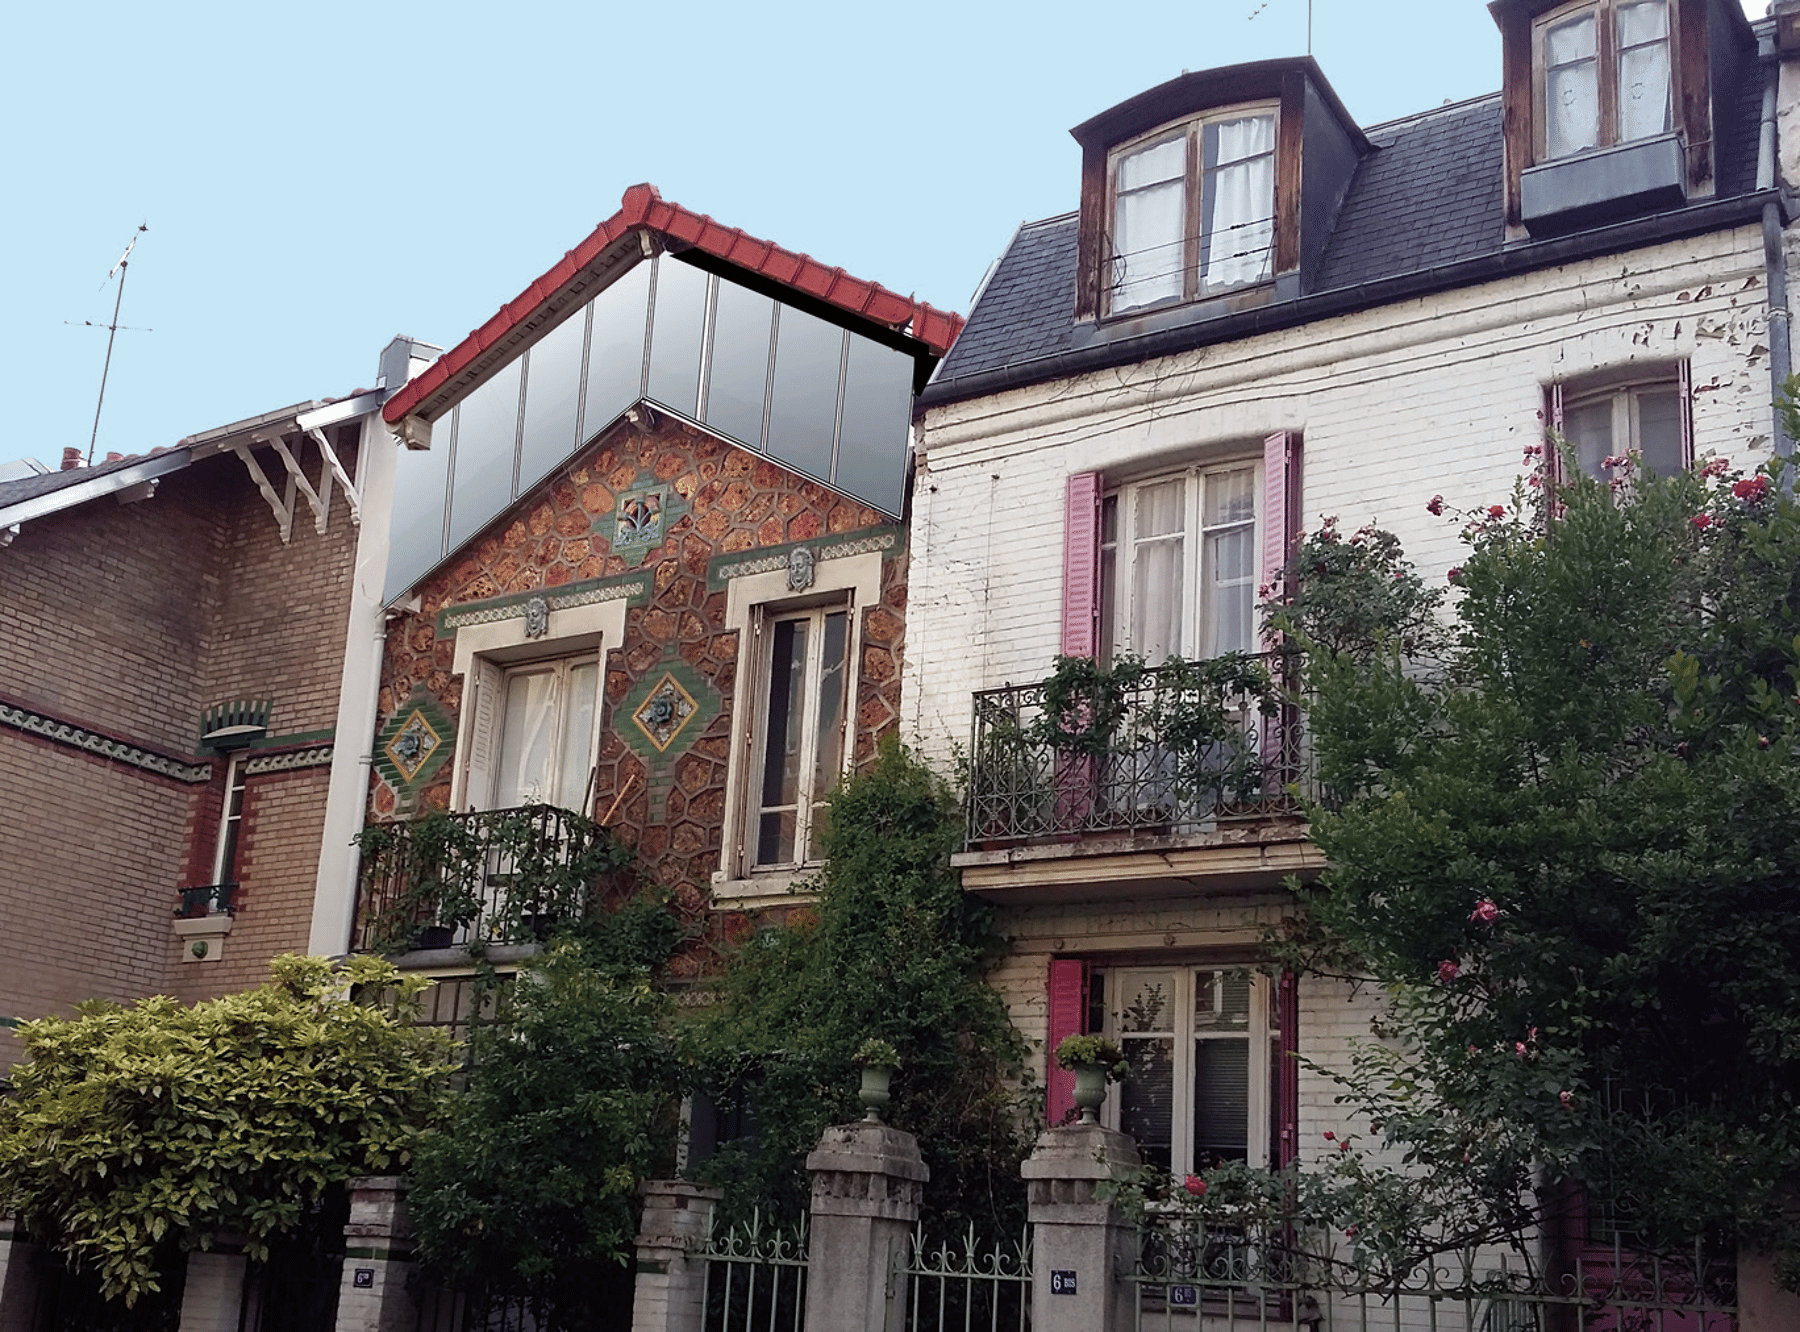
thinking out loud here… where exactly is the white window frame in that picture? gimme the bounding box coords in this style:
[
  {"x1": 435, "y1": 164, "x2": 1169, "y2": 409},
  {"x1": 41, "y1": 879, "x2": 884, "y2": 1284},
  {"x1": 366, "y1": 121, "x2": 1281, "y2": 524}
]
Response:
[
  {"x1": 747, "y1": 602, "x2": 854, "y2": 872},
  {"x1": 473, "y1": 654, "x2": 604, "y2": 813},
  {"x1": 211, "y1": 754, "x2": 248, "y2": 889},
  {"x1": 446, "y1": 598, "x2": 626, "y2": 815},
  {"x1": 1096, "y1": 965, "x2": 1275, "y2": 1177},
  {"x1": 1533, "y1": 0, "x2": 1674, "y2": 162},
  {"x1": 715, "y1": 550, "x2": 884, "y2": 901},
  {"x1": 1551, "y1": 364, "x2": 1691, "y2": 483},
  {"x1": 1106, "y1": 102, "x2": 1280, "y2": 316},
  {"x1": 1101, "y1": 459, "x2": 1263, "y2": 665}
]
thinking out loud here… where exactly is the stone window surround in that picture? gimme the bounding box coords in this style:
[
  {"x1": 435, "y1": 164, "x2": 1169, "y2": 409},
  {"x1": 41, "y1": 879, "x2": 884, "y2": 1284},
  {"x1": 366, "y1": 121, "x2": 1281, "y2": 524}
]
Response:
[
  {"x1": 445, "y1": 598, "x2": 628, "y2": 813},
  {"x1": 713, "y1": 549, "x2": 885, "y2": 907}
]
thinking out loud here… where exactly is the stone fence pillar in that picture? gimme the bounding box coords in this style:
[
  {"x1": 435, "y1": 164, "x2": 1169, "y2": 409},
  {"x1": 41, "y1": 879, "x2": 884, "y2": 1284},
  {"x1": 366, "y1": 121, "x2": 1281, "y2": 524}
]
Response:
[
  {"x1": 1739, "y1": 1248, "x2": 1800, "y2": 1330},
  {"x1": 1021, "y1": 1121, "x2": 1140, "y2": 1332},
  {"x1": 802, "y1": 1122, "x2": 927, "y2": 1332},
  {"x1": 178, "y1": 1233, "x2": 250, "y2": 1332},
  {"x1": 630, "y1": 1179, "x2": 721, "y2": 1332},
  {"x1": 334, "y1": 1176, "x2": 417, "y2": 1332}
]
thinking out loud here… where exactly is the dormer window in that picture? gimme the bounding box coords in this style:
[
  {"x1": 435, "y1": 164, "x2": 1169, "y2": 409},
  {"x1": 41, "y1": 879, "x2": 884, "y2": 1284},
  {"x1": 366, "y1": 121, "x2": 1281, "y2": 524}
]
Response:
[
  {"x1": 1109, "y1": 109, "x2": 1277, "y2": 314},
  {"x1": 1537, "y1": 0, "x2": 1671, "y2": 160}
]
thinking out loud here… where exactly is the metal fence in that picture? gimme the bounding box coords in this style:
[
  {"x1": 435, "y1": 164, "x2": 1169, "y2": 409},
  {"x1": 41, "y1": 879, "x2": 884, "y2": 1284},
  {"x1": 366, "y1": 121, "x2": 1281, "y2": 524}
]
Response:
[
  {"x1": 1123, "y1": 1218, "x2": 1737, "y2": 1332},
  {"x1": 900, "y1": 1228, "x2": 1030, "y2": 1332},
  {"x1": 965, "y1": 653, "x2": 1305, "y2": 849},
  {"x1": 696, "y1": 1214, "x2": 808, "y2": 1332}
]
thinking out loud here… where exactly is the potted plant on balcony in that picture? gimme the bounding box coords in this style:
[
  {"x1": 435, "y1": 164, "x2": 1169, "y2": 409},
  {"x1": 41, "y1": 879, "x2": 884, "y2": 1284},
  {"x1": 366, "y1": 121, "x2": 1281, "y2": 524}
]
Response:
[
  {"x1": 852, "y1": 1038, "x2": 900, "y2": 1123},
  {"x1": 355, "y1": 810, "x2": 484, "y2": 954},
  {"x1": 1054, "y1": 1033, "x2": 1130, "y2": 1124}
]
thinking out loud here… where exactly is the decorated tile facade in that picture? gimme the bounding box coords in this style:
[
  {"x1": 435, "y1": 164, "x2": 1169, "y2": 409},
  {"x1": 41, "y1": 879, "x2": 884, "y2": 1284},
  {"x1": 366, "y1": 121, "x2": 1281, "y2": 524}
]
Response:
[{"x1": 371, "y1": 417, "x2": 908, "y2": 973}]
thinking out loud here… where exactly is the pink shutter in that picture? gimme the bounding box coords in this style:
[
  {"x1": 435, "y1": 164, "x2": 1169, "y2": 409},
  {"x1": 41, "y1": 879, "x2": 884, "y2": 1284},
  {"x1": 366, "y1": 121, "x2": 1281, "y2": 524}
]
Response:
[
  {"x1": 1045, "y1": 958, "x2": 1090, "y2": 1126},
  {"x1": 1276, "y1": 971, "x2": 1300, "y2": 1168},
  {"x1": 1061, "y1": 473, "x2": 1103, "y2": 656}
]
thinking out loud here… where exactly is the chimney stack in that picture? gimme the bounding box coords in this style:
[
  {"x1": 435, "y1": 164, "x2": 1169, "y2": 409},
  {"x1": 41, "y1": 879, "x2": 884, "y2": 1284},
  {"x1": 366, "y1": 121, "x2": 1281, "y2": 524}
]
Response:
[{"x1": 61, "y1": 448, "x2": 83, "y2": 472}]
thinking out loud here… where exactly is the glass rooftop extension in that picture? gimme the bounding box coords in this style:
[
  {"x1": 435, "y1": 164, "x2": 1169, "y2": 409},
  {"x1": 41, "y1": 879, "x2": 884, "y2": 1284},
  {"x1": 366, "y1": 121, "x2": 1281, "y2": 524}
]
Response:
[{"x1": 386, "y1": 253, "x2": 919, "y2": 602}]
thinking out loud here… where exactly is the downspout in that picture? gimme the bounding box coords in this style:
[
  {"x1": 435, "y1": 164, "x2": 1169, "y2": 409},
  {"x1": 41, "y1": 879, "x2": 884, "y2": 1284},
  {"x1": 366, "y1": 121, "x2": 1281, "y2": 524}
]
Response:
[{"x1": 1759, "y1": 33, "x2": 1793, "y2": 465}]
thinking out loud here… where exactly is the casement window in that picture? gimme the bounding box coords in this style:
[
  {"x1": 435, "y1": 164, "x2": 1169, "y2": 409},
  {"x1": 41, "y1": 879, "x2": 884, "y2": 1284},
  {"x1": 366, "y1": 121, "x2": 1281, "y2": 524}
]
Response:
[
  {"x1": 749, "y1": 603, "x2": 853, "y2": 869},
  {"x1": 1099, "y1": 463, "x2": 1260, "y2": 665},
  {"x1": 1536, "y1": 0, "x2": 1672, "y2": 160},
  {"x1": 211, "y1": 755, "x2": 248, "y2": 886},
  {"x1": 1046, "y1": 959, "x2": 1299, "y2": 1172},
  {"x1": 464, "y1": 654, "x2": 602, "y2": 813},
  {"x1": 1109, "y1": 108, "x2": 1278, "y2": 315},
  {"x1": 1548, "y1": 367, "x2": 1691, "y2": 481}
]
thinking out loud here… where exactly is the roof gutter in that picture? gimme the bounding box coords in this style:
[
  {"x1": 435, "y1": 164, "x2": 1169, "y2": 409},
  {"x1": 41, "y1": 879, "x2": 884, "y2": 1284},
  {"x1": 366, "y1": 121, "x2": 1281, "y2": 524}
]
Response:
[
  {"x1": 919, "y1": 192, "x2": 1780, "y2": 414},
  {"x1": 0, "y1": 450, "x2": 191, "y2": 532}
]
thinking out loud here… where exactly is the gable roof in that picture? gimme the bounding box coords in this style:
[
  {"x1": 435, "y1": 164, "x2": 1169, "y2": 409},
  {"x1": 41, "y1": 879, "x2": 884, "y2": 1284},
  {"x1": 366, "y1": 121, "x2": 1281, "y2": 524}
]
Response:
[
  {"x1": 923, "y1": 47, "x2": 1772, "y2": 411},
  {"x1": 384, "y1": 184, "x2": 964, "y2": 428}
]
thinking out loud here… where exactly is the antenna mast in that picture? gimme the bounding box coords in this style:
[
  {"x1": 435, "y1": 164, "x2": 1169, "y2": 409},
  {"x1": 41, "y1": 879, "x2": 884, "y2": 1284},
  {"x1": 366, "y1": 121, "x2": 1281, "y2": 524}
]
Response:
[{"x1": 86, "y1": 224, "x2": 148, "y2": 466}]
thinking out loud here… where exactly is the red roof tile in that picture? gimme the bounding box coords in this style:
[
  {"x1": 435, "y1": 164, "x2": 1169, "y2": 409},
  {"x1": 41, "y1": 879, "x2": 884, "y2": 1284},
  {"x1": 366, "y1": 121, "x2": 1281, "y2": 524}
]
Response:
[{"x1": 385, "y1": 184, "x2": 963, "y2": 425}]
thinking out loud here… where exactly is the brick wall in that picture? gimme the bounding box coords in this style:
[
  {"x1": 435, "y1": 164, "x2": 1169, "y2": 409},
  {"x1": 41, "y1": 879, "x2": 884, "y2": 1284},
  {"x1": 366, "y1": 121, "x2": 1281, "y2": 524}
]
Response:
[
  {"x1": 0, "y1": 436, "x2": 361, "y2": 1045},
  {"x1": 369, "y1": 416, "x2": 906, "y2": 974}
]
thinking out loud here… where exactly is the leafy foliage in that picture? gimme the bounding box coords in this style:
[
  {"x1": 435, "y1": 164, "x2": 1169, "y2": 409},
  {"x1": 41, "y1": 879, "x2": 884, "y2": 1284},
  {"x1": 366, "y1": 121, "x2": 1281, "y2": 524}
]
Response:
[
  {"x1": 404, "y1": 894, "x2": 684, "y2": 1320},
  {"x1": 0, "y1": 955, "x2": 450, "y2": 1304},
  {"x1": 687, "y1": 737, "x2": 1034, "y2": 1239},
  {"x1": 1273, "y1": 432, "x2": 1800, "y2": 1274}
]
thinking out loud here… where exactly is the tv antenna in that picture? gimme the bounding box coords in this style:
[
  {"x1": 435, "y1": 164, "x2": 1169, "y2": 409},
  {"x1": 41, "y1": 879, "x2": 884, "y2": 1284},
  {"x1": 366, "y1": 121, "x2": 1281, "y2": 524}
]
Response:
[
  {"x1": 77, "y1": 224, "x2": 150, "y2": 465},
  {"x1": 1248, "y1": 0, "x2": 1312, "y2": 54}
]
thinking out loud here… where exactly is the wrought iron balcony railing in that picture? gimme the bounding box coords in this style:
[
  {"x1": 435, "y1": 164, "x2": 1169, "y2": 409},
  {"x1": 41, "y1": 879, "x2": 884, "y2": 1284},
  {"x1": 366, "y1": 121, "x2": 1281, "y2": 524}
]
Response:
[
  {"x1": 352, "y1": 804, "x2": 624, "y2": 954},
  {"x1": 964, "y1": 653, "x2": 1307, "y2": 849},
  {"x1": 174, "y1": 882, "x2": 238, "y2": 919}
]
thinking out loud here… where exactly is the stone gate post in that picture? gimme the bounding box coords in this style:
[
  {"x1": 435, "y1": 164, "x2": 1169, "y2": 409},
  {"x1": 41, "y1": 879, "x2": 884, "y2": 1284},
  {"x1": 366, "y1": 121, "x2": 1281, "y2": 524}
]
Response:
[
  {"x1": 333, "y1": 1176, "x2": 416, "y2": 1332},
  {"x1": 631, "y1": 1179, "x2": 721, "y2": 1332},
  {"x1": 802, "y1": 1121, "x2": 927, "y2": 1332},
  {"x1": 177, "y1": 1234, "x2": 250, "y2": 1332},
  {"x1": 1021, "y1": 1121, "x2": 1140, "y2": 1332}
]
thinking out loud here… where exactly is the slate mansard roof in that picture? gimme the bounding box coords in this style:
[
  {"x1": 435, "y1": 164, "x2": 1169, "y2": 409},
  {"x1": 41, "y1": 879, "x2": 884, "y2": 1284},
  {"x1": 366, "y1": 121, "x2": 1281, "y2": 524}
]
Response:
[{"x1": 923, "y1": 55, "x2": 1774, "y2": 411}]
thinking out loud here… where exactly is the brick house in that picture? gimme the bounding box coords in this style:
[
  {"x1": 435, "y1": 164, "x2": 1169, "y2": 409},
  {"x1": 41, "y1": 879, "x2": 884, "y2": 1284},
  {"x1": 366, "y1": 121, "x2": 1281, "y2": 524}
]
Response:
[
  {"x1": 905, "y1": 0, "x2": 1788, "y2": 1188},
  {"x1": 0, "y1": 354, "x2": 428, "y2": 1051},
  {"x1": 351, "y1": 185, "x2": 958, "y2": 998}
]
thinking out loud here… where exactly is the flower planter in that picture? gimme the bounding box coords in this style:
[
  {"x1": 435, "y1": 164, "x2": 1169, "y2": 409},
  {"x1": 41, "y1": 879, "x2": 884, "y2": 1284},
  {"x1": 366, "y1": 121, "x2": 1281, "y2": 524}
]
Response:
[
  {"x1": 1072, "y1": 1062, "x2": 1109, "y2": 1124},
  {"x1": 859, "y1": 1065, "x2": 893, "y2": 1122},
  {"x1": 416, "y1": 925, "x2": 456, "y2": 950}
]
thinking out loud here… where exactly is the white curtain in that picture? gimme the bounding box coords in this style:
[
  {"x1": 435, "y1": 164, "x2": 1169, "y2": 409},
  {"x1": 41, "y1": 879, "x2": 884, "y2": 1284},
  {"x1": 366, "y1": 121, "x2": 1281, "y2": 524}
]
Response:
[
  {"x1": 1114, "y1": 138, "x2": 1187, "y2": 311},
  {"x1": 497, "y1": 670, "x2": 557, "y2": 807},
  {"x1": 1131, "y1": 479, "x2": 1187, "y2": 661},
  {"x1": 1546, "y1": 14, "x2": 1599, "y2": 159},
  {"x1": 1617, "y1": 0, "x2": 1671, "y2": 142},
  {"x1": 1202, "y1": 116, "x2": 1276, "y2": 290}
]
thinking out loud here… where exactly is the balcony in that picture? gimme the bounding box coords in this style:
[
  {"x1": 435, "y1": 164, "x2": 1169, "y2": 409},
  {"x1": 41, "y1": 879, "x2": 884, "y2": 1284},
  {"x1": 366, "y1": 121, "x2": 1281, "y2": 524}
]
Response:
[
  {"x1": 957, "y1": 654, "x2": 1318, "y2": 900},
  {"x1": 352, "y1": 804, "x2": 625, "y2": 955}
]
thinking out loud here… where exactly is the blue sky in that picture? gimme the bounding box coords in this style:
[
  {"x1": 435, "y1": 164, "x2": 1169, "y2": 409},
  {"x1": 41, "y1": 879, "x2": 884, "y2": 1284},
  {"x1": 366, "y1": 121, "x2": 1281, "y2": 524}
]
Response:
[{"x1": 0, "y1": 0, "x2": 1769, "y2": 466}]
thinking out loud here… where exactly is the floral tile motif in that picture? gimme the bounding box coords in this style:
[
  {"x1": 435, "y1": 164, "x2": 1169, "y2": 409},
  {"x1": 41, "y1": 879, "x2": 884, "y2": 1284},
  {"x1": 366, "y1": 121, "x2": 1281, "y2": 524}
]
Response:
[
  {"x1": 372, "y1": 689, "x2": 456, "y2": 796},
  {"x1": 615, "y1": 486, "x2": 668, "y2": 550},
  {"x1": 632, "y1": 672, "x2": 698, "y2": 753}
]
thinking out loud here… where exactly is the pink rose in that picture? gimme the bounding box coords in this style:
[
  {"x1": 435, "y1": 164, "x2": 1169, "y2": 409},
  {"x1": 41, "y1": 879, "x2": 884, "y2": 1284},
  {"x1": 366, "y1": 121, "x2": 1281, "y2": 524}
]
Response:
[
  {"x1": 1734, "y1": 476, "x2": 1769, "y2": 502},
  {"x1": 1437, "y1": 960, "x2": 1460, "y2": 983},
  {"x1": 1426, "y1": 495, "x2": 1445, "y2": 516},
  {"x1": 1690, "y1": 513, "x2": 1712, "y2": 530},
  {"x1": 1447, "y1": 567, "x2": 1462, "y2": 583},
  {"x1": 1488, "y1": 504, "x2": 1506, "y2": 518},
  {"x1": 1184, "y1": 1175, "x2": 1206, "y2": 1196},
  {"x1": 1470, "y1": 898, "x2": 1500, "y2": 924},
  {"x1": 1346, "y1": 1225, "x2": 1359, "y2": 1237},
  {"x1": 1559, "y1": 1091, "x2": 1574, "y2": 1109},
  {"x1": 1322, "y1": 1131, "x2": 1335, "y2": 1140}
]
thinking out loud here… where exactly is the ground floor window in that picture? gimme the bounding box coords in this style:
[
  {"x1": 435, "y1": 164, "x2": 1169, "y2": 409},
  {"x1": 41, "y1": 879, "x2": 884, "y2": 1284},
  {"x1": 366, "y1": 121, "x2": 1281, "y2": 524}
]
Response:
[{"x1": 1093, "y1": 966, "x2": 1283, "y2": 1175}]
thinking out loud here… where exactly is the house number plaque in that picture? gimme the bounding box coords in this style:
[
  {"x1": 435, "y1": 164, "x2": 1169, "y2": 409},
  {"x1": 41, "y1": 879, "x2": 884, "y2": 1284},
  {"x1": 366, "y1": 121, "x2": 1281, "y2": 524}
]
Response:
[{"x1": 1050, "y1": 1270, "x2": 1077, "y2": 1295}]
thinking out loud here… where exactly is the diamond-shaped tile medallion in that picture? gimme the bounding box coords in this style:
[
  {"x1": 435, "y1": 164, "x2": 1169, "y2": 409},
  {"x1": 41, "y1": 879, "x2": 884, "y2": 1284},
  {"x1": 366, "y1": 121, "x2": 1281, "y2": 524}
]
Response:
[
  {"x1": 632, "y1": 672, "x2": 698, "y2": 753},
  {"x1": 372, "y1": 689, "x2": 456, "y2": 796}
]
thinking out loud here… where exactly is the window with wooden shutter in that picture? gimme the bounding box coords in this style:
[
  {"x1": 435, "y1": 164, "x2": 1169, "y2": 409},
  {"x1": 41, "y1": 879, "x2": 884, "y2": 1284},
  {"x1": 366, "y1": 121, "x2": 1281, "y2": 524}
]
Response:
[{"x1": 1046, "y1": 958, "x2": 1090, "y2": 1126}]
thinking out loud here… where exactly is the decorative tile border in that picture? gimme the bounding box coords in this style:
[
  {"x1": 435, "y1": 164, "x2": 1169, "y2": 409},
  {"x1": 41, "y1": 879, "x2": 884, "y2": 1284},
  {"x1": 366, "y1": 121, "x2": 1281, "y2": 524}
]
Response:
[
  {"x1": 244, "y1": 745, "x2": 334, "y2": 775},
  {"x1": 0, "y1": 701, "x2": 211, "y2": 784},
  {"x1": 437, "y1": 574, "x2": 650, "y2": 634},
  {"x1": 708, "y1": 527, "x2": 902, "y2": 590}
]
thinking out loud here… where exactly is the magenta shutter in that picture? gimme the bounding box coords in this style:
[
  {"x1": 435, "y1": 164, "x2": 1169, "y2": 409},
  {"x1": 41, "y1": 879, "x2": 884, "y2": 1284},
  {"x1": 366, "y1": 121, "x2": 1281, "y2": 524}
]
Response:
[
  {"x1": 1061, "y1": 473, "x2": 1103, "y2": 656},
  {"x1": 1045, "y1": 958, "x2": 1090, "y2": 1126},
  {"x1": 1276, "y1": 971, "x2": 1300, "y2": 1168}
]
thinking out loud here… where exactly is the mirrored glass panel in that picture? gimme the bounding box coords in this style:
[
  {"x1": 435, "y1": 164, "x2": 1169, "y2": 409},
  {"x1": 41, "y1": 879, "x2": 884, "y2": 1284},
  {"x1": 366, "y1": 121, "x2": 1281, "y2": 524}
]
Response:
[
  {"x1": 447, "y1": 356, "x2": 522, "y2": 552},
  {"x1": 767, "y1": 306, "x2": 844, "y2": 485},
  {"x1": 582, "y1": 262, "x2": 652, "y2": 443},
  {"x1": 647, "y1": 257, "x2": 708, "y2": 418},
  {"x1": 834, "y1": 333, "x2": 913, "y2": 516},
  {"x1": 518, "y1": 305, "x2": 588, "y2": 485},
  {"x1": 385, "y1": 411, "x2": 454, "y2": 601},
  {"x1": 705, "y1": 277, "x2": 775, "y2": 448}
]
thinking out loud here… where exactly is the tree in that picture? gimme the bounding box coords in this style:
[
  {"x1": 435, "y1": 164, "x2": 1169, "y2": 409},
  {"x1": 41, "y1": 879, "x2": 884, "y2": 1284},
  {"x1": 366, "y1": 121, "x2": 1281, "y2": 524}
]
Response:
[
  {"x1": 687, "y1": 736, "x2": 1035, "y2": 1239},
  {"x1": 0, "y1": 955, "x2": 450, "y2": 1303},
  {"x1": 1274, "y1": 439, "x2": 1800, "y2": 1276},
  {"x1": 403, "y1": 895, "x2": 684, "y2": 1326}
]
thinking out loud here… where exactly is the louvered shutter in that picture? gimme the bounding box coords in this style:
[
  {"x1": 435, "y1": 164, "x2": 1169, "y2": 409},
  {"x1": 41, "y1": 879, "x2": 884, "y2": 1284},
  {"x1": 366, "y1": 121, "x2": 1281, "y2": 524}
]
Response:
[
  {"x1": 1677, "y1": 361, "x2": 1693, "y2": 469},
  {"x1": 1046, "y1": 958, "x2": 1090, "y2": 1126},
  {"x1": 1276, "y1": 970, "x2": 1299, "y2": 1168},
  {"x1": 462, "y1": 658, "x2": 504, "y2": 812},
  {"x1": 1062, "y1": 473, "x2": 1103, "y2": 656}
]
